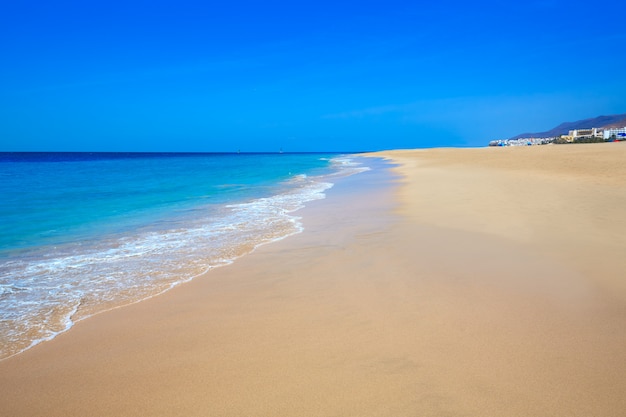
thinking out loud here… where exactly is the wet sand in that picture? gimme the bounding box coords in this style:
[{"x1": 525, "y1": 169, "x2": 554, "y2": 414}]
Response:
[{"x1": 1, "y1": 143, "x2": 625, "y2": 416}]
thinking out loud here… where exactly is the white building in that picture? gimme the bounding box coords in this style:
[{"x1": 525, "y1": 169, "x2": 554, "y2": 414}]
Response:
[
  {"x1": 603, "y1": 127, "x2": 626, "y2": 140},
  {"x1": 568, "y1": 128, "x2": 602, "y2": 138}
]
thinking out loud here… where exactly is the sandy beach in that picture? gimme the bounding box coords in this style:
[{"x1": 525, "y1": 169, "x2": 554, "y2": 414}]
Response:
[{"x1": 1, "y1": 143, "x2": 625, "y2": 416}]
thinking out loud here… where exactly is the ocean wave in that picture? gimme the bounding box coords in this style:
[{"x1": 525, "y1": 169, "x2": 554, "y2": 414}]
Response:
[{"x1": 0, "y1": 156, "x2": 367, "y2": 360}]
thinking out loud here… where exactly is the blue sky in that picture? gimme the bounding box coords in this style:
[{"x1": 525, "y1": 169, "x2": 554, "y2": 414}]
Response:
[{"x1": 1, "y1": 0, "x2": 625, "y2": 152}]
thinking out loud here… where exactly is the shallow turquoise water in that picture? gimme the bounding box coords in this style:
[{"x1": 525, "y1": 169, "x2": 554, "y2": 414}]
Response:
[{"x1": 0, "y1": 152, "x2": 370, "y2": 359}]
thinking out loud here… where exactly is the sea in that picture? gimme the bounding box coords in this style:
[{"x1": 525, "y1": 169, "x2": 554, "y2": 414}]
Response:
[{"x1": 0, "y1": 152, "x2": 370, "y2": 360}]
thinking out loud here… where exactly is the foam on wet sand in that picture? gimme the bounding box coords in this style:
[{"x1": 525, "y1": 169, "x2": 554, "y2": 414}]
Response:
[{"x1": 1, "y1": 144, "x2": 625, "y2": 416}]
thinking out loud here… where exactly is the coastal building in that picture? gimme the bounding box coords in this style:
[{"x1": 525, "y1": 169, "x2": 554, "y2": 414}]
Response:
[
  {"x1": 566, "y1": 128, "x2": 602, "y2": 139},
  {"x1": 603, "y1": 127, "x2": 626, "y2": 140},
  {"x1": 560, "y1": 127, "x2": 604, "y2": 142},
  {"x1": 489, "y1": 137, "x2": 556, "y2": 146},
  {"x1": 490, "y1": 126, "x2": 625, "y2": 146}
]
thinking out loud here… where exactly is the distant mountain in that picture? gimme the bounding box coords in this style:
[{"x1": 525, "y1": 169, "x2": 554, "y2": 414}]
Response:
[
  {"x1": 510, "y1": 113, "x2": 626, "y2": 140},
  {"x1": 600, "y1": 117, "x2": 626, "y2": 130}
]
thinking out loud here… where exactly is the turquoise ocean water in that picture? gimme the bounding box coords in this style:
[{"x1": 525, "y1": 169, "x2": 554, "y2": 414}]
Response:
[{"x1": 0, "y1": 152, "x2": 369, "y2": 359}]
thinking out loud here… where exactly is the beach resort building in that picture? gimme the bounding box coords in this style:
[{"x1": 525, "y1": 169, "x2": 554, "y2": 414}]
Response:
[
  {"x1": 560, "y1": 128, "x2": 604, "y2": 142},
  {"x1": 603, "y1": 127, "x2": 626, "y2": 140},
  {"x1": 490, "y1": 125, "x2": 626, "y2": 146}
]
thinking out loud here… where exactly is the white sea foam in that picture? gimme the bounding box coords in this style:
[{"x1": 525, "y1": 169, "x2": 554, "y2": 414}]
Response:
[{"x1": 0, "y1": 156, "x2": 367, "y2": 360}]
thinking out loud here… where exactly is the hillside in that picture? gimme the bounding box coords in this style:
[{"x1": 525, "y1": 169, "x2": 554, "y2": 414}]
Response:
[{"x1": 510, "y1": 113, "x2": 626, "y2": 139}]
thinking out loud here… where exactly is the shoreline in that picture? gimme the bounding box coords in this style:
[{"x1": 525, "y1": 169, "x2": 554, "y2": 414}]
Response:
[
  {"x1": 2, "y1": 145, "x2": 625, "y2": 416},
  {"x1": 0, "y1": 153, "x2": 358, "y2": 361}
]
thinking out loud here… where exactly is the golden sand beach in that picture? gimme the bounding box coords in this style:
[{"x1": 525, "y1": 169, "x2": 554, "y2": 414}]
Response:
[{"x1": 1, "y1": 143, "x2": 625, "y2": 416}]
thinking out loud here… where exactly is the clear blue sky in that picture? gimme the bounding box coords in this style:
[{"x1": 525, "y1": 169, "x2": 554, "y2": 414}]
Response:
[{"x1": 1, "y1": 0, "x2": 625, "y2": 152}]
